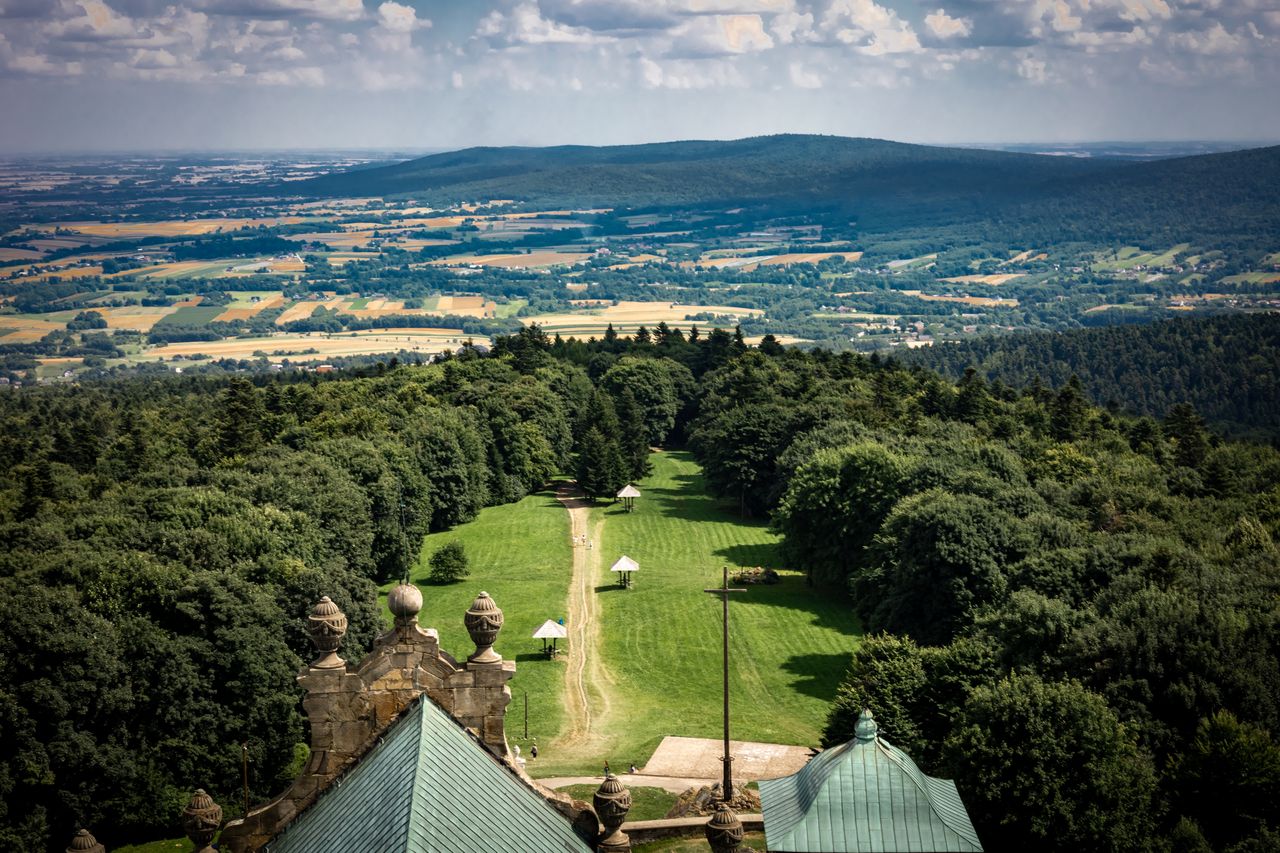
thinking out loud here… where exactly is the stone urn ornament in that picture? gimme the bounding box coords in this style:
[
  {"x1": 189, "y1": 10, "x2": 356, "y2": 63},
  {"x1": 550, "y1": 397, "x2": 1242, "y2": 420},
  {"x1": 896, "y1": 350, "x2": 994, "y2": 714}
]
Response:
[
  {"x1": 306, "y1": 595, "x2": 348, "y2": 668},
  {"x1": 705, "y1": 802, "x2": 749, "y2": 853},
  {"x1": 65, "y1": 829, "x2": 106, "y2": 853},
  {"x1": 593, "y1": 773, "x2": 632, "y2": 852},
  {"x1": 464, "y1": 591, "x2": 504, "y2": 663},
  {"x1": 182, "y1": 789, "x2": 223, "y2": 853}
]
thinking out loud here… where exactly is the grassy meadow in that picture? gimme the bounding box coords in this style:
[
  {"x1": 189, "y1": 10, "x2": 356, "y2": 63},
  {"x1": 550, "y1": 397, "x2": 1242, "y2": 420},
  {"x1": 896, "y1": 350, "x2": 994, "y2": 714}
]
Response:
[
  {"x1": 575, "y1": 451, "x2": 860, "y2": 775},
  {"x1": 386, "y1": 451, "x2": 860, "y2": 778}
]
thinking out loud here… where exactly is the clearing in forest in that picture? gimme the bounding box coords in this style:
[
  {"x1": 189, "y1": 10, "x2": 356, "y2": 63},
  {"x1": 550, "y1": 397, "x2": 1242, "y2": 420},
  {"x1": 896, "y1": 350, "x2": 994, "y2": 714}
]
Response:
[{"x1": 400, "y1": 451, "x2": 861, "y2": 778}]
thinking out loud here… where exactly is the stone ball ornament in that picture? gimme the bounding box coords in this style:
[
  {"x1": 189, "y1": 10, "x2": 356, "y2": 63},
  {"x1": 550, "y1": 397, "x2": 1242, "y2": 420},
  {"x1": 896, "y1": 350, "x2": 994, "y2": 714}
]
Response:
[
  {"x1": 182, "y1": 789, "x2": 223, "y2": 853},
  {"x1": 388, "y1": 582, "x2": 424, "y2": 627},
  {"x1": 464, "y1": 590, "x2": 504, "y2": 663},
  {"x1": 306, "y1": 595, "x2": 348, "y2": 668}
]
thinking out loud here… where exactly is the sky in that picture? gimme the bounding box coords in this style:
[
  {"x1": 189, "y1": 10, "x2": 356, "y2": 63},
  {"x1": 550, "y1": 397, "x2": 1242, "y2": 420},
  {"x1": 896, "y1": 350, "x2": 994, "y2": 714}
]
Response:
[{"x1": 0, "y1": 0, "x2": 1278, "y2": 152}]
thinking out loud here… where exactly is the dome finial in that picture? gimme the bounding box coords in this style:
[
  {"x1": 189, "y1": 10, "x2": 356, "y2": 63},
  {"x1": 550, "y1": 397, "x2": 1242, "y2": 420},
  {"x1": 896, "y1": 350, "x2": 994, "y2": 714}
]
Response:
[
  {"x1": 464, "y1": 591, "x2": 504, "y2": 663},
  {"x1": 306, "y1": 596, "x2": 348, "y2": 669},
  {"x1": 855, "y1": 708, "x2": 878, "y2": 742}
]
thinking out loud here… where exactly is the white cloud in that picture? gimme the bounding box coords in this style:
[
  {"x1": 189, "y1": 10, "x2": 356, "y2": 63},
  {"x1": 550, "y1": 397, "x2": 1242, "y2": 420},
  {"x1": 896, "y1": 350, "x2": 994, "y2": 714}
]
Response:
[
  {"x1": 770, "y1": 8, "x2": 814, "y2": 43},
  {"x1": 788, "y1": 60, "x2": 822, "y2": 87},
  {"x1": 197, "y1": 0, "x2": 365, "y2": 22},
  {"x1": 822, "y1": 0, "x2": 921, "y2": 55},
  {"x1": 1115, "y1": 0, "x2": 1171, "y2": 24},
  {"x1": 637, "y1": 55, "x2": 742, "y2": 88},
  {"x1": 377, "y1": 1, "x2": 429, "y2": 34},
  {"x1": 1170, "y1": 22, "x2": 1241, "y2": 55},
  {"x1": 924, "y1": 9, "x2": 971, "y2": 40},
  {"x1": 669, "y1": 13, "x2": 774, "y2": 56},
  {"x1": 1017, "y1": 53, "x2": 1048, "y2": 83},
  {"x1": 479, "y1": 3, "x2": 612, "y2": 46}
]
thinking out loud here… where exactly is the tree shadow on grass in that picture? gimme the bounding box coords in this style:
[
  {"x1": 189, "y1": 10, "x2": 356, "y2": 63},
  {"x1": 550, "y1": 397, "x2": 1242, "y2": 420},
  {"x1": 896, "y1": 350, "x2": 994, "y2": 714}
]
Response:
[
  {"x1": 781, "y1": 652, "x2": 855, "y2": 701},
  {"x1": 734, "y1": 575, "x2": 862, "y2": 635},
  {"x1": 714, "y1": 542, "x2": 784, "y2": 569}
]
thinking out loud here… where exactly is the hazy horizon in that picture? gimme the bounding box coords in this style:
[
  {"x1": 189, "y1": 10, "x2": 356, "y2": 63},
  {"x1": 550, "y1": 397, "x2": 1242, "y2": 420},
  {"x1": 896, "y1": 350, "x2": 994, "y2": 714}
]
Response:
[{"x1": 2, "y1": 1, "x2": 1279, "y2": 154}]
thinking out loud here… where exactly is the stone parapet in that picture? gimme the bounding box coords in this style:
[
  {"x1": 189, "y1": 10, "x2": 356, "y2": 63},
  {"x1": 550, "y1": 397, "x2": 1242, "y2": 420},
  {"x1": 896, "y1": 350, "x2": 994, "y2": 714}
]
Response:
[{"x1": 220, "y1": 586, "x2": 516, "y2": 853}]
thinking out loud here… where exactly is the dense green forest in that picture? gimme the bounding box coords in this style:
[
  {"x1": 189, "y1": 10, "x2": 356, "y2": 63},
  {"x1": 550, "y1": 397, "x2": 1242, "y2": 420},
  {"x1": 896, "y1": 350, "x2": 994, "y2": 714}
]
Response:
[
  {"x1": 910, "y1": 313, "x2": 1280, "y2": 440},
  {"x1": 1, "y1": 325, "x2": 1277, "y2": 852},
  {"x1": 300, "y1": 135, "x2": 1280, "y2": 246}
]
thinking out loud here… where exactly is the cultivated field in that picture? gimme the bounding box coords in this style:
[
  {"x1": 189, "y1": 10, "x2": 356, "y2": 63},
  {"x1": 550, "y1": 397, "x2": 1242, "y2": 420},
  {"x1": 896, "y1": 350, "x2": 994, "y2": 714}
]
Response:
[
  {"x1": 941, "y1": 273, "x2": 1026, "y2": 286},
  {"x1": 139, "y1": 328, "x2": 478, "y2": 362},
  {"x1": 1094, "y1": 243, "x2": 1191, "y2": 271},
  {"x1": 903, "y1": 290, "x2": 1019, "y2": 307},
  {"x1": 524, "y1": 300, "x2": 762, "y2": 336},
  {"x1": 26, "y1": 217, "x2": 311, "y2": 239},
  {"x1": 689, "y1": 251, "x2": 860, "y2": 271},
  {"x1": 428, "y1": 251, "x2": 592, "y2": 269}
]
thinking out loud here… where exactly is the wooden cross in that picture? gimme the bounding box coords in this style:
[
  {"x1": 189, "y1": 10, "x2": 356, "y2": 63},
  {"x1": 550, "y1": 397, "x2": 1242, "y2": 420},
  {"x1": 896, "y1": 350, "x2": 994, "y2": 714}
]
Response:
[{"x1": 704, "y1": 565, "x2": 746, "y2": 801}]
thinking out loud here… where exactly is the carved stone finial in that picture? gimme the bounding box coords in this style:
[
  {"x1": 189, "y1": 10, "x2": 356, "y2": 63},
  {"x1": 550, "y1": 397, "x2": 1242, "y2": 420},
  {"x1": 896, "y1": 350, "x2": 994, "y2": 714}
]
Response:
[
  {"x1": 388, "y1": 582, "x2": 423, "y2": 629},
  {"x1": 705, "y1": 802, "x2": 746, "y2": 853},
  {"x1": 855, "y1": 708, "x2": 878, "y2": 742},
  {"x1": 66, "y1": 829, "x2": 106, "y2": 853},
  {"x1": 182, "y1": 789, "x2": 223, "y2": 853},
  {"x1": 306, "y1": 596, "x2": 348, "y2": 668},
  {"x1": 594, "y1": 773, "x2": 632, "y2": 852},
  {"x1": 464, "y1": 591, "x2": 503, "y2": 664}
]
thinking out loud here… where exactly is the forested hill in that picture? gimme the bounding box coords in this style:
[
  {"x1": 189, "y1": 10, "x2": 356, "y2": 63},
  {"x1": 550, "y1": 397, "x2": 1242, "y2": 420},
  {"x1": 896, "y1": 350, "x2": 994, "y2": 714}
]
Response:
[
  {"x1": 297, "y1": 134, "x2": 1280, "y2": 242},
  {"x1": 300, "y1": 135, "x2": 1114, "y2": 214},
  {"x1": 908, "y1": 313, "x2": 1280, "y2": 439}
]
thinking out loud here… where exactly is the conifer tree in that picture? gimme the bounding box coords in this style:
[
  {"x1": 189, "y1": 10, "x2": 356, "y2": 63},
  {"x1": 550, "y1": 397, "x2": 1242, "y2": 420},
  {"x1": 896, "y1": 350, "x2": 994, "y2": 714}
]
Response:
[
  {"x1": 614, "y1": 388, "x2": 652, "y2": 481},
  {"x1": 576, "y1": 427, "x2": 626, "y2": 500}
]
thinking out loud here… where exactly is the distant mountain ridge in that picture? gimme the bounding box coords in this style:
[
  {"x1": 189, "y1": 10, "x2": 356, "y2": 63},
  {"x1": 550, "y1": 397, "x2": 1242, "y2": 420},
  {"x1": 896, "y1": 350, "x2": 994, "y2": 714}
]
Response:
[{"x1": 297, "y1": 134, "x2": 1280, "y2": 243}]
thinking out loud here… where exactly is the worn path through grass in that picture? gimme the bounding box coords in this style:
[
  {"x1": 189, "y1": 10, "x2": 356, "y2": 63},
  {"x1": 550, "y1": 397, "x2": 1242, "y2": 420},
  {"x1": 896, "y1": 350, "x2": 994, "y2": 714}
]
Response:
[{"x1": 533, "y1": 450, "x2": 861, "y2": 777}]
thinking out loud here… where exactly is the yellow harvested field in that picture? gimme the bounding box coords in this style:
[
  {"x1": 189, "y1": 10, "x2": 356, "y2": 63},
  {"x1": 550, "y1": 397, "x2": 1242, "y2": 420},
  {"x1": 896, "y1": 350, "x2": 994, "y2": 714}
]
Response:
[
  {"x1": 941, "y1": 274, "x2": 1026, "y2": 286},
  {"x1": 111, "y1": 261, "x2": 216, "y2": 279},
  {"x1": 429, "y1": 251, "x2": 591, "y2": 269},
  {"x1": 144, "y1": 329, "x2": 483, "y2": 362},
  {"x1": 565, "y1": 283, "x2": 589, "y2": 292},
  {"x1": 99, "y1": 306, "x2": 178, "y2": 331},
  {"x1": 215, "y1": 294, "x2": 285, "y2": 322},
  {"x1": 276, "y1": 298, "x2": 344, "y2": 325},
  {"x1": 435, "y1": 295, "x2": 496, "y2": 317},
  {"x1": 689, "y1": 251, "x2": 860, "y2": 271},
  {"x1": 744, "y1": 335, "x2": 811, "y2": 346},
  {"x1": 757, "y1": 252, "x2": 862, "y2": 266},
  {"x1": 12, "y1": 265, "x2": 103, "y2": 284},
  {"x1": 0, "y1": 316, "x2": 64, "y2": 342},
  {"x1": 903, "y1": 291, "x2": 1019, "y2": 307},
  {"x1": 33, "y1": 217, "x2": 307, "y2": 238},
  {"x1": 524, "y1": 300, "x2": 762, "y2": 333}
]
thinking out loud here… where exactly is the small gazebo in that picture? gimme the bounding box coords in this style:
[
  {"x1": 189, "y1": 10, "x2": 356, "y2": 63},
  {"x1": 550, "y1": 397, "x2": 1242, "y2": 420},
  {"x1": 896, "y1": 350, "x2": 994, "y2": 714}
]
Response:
[
  {"x1": 533, "y1": 619, "x2": 567, "y2": 656},
  {"x1": 610, "y1": 555, "x2": 639, "y2": 588},
  {"x1": 617, "y1": 484, "x2": 641, "y2": 512}
]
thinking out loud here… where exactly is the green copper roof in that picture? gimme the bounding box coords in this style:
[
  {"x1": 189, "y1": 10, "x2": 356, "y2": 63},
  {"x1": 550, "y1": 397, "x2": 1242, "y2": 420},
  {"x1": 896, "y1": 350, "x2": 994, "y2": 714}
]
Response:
[
  {"x1": 266, "y1": 697, "x2": 593, "y2": 853},
  {"x1": 759, "y1": 711, "x2": 983, "y2": 853}
]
